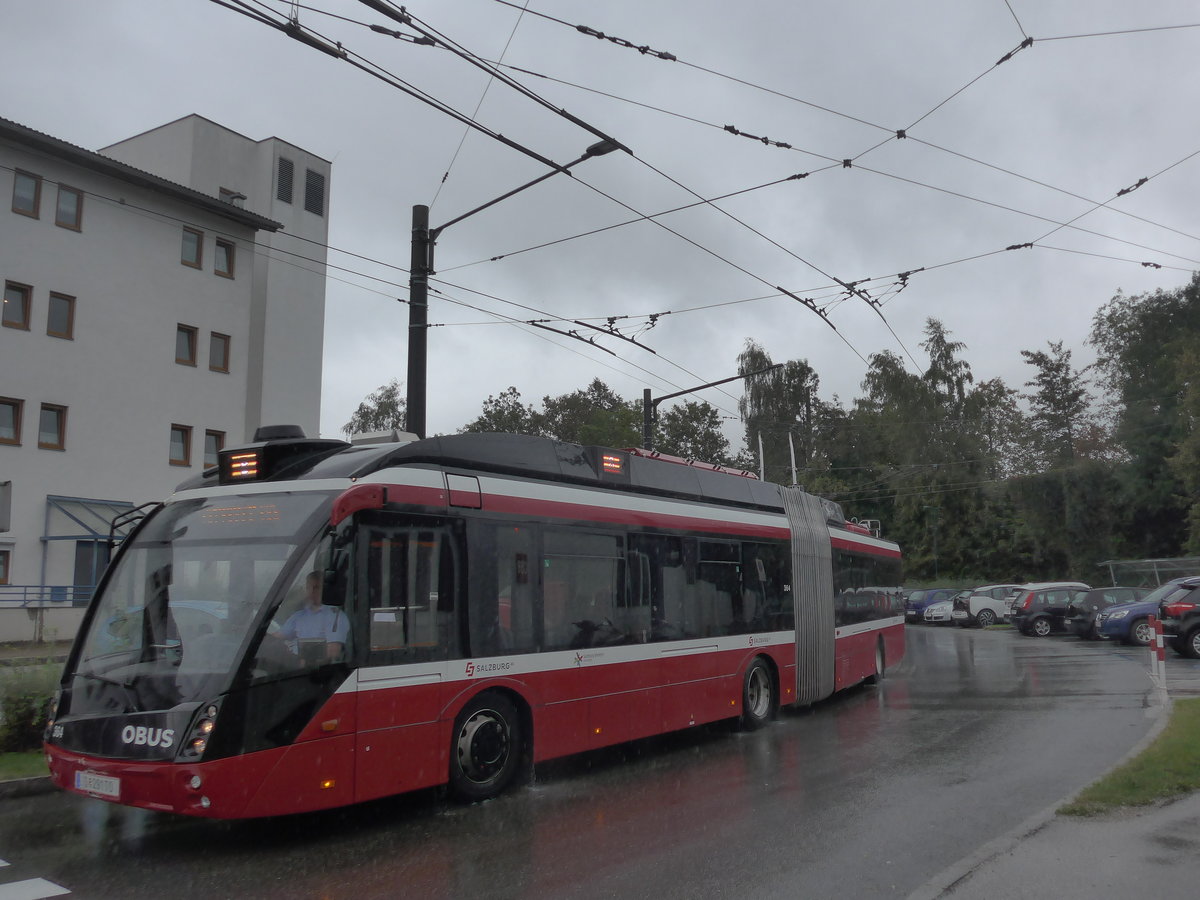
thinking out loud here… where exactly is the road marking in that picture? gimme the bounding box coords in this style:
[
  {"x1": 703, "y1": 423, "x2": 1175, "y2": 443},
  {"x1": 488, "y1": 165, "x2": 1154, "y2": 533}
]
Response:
[{"x1": 0, "y1": 879, "x2": 71, "y2": 899}]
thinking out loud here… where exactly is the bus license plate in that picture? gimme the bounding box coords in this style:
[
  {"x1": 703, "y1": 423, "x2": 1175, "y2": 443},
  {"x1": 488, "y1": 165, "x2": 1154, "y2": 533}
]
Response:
[{"x1": 75, "y1": 770, "x2": 120, "y2": 799}]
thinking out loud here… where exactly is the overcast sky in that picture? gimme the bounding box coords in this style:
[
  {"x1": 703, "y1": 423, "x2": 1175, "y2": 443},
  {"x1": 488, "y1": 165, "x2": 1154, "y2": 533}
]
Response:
[{"x1": 5, "y1": 1, "x2": 1199, "y2": 445}]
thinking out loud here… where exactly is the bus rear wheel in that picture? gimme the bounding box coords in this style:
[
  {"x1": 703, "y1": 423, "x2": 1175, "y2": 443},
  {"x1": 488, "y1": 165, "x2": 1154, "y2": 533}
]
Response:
[
  {"x1": 449, "y1": 692, "x2": 522, "y2": 802},
  {"x1": 740, "y1": 658, "x2": 775, "y2": 730}
]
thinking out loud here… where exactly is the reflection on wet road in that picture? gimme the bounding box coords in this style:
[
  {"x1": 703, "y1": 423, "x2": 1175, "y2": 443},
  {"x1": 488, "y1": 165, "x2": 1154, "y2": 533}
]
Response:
[{"x1": 0, "y1": 627, "x2": 1163, "y2": 898}]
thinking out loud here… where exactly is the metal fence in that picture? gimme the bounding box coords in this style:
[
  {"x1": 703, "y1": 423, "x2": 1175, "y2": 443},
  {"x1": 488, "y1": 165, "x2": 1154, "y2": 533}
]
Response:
[
  {"x1": 1099, "y1": 557, "x2": 1200, "y2": 587},
  {"x1": 0, "y1": 585, "x2": 93, "y2": 607}
]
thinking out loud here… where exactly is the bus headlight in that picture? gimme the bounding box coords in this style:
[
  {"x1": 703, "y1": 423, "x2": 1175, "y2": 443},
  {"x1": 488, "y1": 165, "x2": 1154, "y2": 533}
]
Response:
[{"x1": 180, "y1": 702, "x2": 220, "y2": 760}]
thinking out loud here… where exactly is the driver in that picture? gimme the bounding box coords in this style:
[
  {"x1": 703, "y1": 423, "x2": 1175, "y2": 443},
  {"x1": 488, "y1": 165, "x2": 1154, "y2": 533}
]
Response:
[{"x1": 278, "y1": 571, "x2": 350, "y2": 663}]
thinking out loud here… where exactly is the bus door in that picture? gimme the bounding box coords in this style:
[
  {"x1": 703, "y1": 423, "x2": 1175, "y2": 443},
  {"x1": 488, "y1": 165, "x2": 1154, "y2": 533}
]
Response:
[{"x1": 351, "y1": 514, "x2": 462, "y2": 802}]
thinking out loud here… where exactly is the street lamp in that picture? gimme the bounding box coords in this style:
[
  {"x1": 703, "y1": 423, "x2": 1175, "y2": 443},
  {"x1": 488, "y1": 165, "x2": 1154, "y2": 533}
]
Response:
[
  {"x1": 641, "y1": 365, "x2": 782, "y2": 451},
  {"x1": 406, "y1": 139, "x2": 624, "y2": 438}
]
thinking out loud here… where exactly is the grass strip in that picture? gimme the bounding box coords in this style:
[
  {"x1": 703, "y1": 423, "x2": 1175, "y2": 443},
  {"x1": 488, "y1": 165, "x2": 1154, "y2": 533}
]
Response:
[
  {"x1": 1060, "y1": 697, "x2": 1200, "y2": 816},
  {"x1": 0, "y1": 751, "x2": 49, "y2": 780}
]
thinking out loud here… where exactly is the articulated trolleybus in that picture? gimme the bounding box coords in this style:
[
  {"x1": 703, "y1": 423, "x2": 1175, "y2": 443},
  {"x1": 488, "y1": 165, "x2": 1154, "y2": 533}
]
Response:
[{"x1": 45, "y1": 430, "x2": 903, "y2": 818}]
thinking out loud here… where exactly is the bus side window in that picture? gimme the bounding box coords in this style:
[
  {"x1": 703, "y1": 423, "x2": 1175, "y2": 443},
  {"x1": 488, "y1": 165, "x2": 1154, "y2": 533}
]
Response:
[
  {"x1": 362, "y1": 521, "x2": 459, "y2": 663},
  {"x1": 542, "y1": 530, "x2": 629, "y2": 650}
]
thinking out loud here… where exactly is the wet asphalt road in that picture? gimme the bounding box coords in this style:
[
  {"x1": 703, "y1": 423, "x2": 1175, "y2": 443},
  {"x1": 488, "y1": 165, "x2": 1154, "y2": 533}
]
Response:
[{"x1": 0, "y1": 626, "x2": 1168, "y2": 899}]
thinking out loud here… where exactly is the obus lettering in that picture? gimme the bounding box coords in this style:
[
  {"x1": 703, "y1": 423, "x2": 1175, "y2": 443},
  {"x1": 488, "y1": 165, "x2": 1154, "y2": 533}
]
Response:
[{"x1": 120, "y1": 725, "x2": 175, "y2": 749}]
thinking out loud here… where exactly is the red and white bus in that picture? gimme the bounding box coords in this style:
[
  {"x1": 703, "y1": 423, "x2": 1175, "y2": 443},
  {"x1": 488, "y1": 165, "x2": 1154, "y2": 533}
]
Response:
[{"x1": 45, "y1": 430, "x2": 902, "y2": 818}]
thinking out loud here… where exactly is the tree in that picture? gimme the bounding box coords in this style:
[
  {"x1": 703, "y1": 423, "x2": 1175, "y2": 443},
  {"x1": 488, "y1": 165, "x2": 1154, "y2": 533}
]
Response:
[
  {"x1": 1020, "y1": 341, "x2": 1091, "y2": 468},
  {"x1": 655, "y1": 400, "x2": 733, "y2": 464},
  {"x1": 737, "y1": 340, "x2": 823, "y2": 483},
  {"x1": 342, "y1": 379, "x2": 406, "y2": 436},
  {"x1": 537, "y1": 379, "x2": 642, "y2": 447},
  {"x1": 1089, "y1": 274, "x2": 1200, "y2": 556},
  {"x1": 921, "y1": 318, "x2": 973, "y2": 412},
  {"x1": 460, "y1": 387, "x2": 537, "y2": 435}
]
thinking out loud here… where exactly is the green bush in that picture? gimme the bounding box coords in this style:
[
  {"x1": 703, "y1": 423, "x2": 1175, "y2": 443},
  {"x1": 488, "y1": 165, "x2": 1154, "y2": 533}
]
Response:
[{"x1": 0, "y1": 665, "x2": 59, "y2": 753}]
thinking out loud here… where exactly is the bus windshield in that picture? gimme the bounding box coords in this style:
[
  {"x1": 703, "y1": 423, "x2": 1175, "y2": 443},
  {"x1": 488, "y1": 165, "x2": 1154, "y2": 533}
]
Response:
[{"x1": 70, "y1": 492, "x2": 331, "y2": 712}]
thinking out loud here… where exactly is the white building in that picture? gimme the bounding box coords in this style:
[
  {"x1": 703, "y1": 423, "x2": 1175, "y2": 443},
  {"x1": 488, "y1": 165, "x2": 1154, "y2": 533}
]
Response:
[{"x1": 0, "y1": 115, "x2": 331, "y2": 604}]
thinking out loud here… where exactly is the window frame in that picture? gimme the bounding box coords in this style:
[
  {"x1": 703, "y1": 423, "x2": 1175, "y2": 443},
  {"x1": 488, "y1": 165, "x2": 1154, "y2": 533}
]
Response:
[
  {"x1": 37, "y1": 404, "x2": 67, "y2": 451},
  {"x1": 0, "y1": 548, "x2": 10, "y2": 585},
  {"x1": 54, "y1": 184, "x2": 83, "y2": 231},
  {"x1": 181, "y1": 227, "x2": 204, "y2": 269},
  {"x1": 0, "y1": 397, "x2": 22, "y2": 446},
  {"x1": 176, "y1": 324, "x2": 198, "y2": 366},
  {"x1": 169, "y1": 424, "x2": 193, "y2": 467},
  {"x1": 214, "y1": 238, "x2": 235, "y2": 278},
  {"x1": 3, "y1": 281, "x2": 32, "y2": 331},
  {"x1": 203, "y1": 429, "x2": 225, "y2": 468},
  {"x1": 208, "y1": 332, "x2": 231, "y2": 373},
  {"x1": 12, "y1": 170, "x2": 41, "y2": 218},
  {"x1": 46, "y1": 292, "x2": 76, "y2": 339}
]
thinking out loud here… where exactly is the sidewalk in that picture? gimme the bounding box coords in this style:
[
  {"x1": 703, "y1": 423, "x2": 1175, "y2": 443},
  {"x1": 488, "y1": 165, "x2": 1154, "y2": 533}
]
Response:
[{"x1": 909, "y1": 661, "x2": 1200, "y2": 899}]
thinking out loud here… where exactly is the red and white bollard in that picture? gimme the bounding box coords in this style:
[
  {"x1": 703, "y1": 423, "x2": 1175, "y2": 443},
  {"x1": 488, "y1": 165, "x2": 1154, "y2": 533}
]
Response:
[{"x1": 1148, "y1": 614, "x2": 1167, "y2": 688}]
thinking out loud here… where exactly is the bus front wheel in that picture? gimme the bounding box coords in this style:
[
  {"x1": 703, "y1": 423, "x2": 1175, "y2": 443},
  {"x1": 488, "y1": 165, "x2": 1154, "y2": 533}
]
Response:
[
  {"x1": 740, "y1": 658, "x2": 775, "y2": 730},
  {"x1": 449, "y1": 692, "x2": 522, "y2": 802}
]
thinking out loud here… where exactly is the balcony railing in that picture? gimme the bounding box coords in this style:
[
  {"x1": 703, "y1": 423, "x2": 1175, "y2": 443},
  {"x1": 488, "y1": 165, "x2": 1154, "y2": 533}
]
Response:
[{"x1": 0, "y1": 585, "x2": 94, "y2": 607}]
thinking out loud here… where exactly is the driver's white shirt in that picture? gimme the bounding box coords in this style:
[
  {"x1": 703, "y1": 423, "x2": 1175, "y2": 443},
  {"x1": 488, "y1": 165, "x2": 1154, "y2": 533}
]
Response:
[{"x1": 279, "y1": 604, "x2": 349, "y2": 647}]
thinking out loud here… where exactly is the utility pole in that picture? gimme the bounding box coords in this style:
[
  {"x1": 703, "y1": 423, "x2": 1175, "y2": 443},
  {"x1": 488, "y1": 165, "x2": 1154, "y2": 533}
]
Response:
[{"x1": 406, "y1": 205, "x2": 430, "y2": 440}]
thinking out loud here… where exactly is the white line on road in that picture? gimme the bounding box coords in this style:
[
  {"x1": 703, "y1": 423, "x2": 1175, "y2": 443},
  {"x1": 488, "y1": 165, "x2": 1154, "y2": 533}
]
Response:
[{"x1": 0, "y1": 878, "x2": 71, "y2": 899}]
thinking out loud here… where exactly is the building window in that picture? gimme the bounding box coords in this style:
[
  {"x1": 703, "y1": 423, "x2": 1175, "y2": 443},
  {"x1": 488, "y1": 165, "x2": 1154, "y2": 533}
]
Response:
[
  {"x1": 204, "y1": 430, "x2": 225, "y2": 468},
  {"x1": 0, "y1": 549, "x2": 10, "y2": 585},
  {"x1": 277, "y1": 157, "x2": 294, "y2": 203},
  {"x1": 304, "y1": 168, "x2": 325, "y2": 216},
  {"x1": 176, "y1": 324, "x2": 198, "y2": 365},
  {"x1": 47, "y1": 293, "x2": 75, "y2": 339},
  {"x1": 181, "y1": 227, "x2": 203, "y2": 268},
  {"x1": 209, "y1": 332, "x2": 231, "y2": 372},
  {"x1": 38, "y1": 404, "x2": 67, "y2": 450},
  {"x1": 215, "y1": 238, "x2": 235, "y2": 278},
  {"x1": 0, "y1": 398, "x2": 22, "y2": 445},
  {"x1": 170, "y1": 424, "x2": 192, "y2": 466},
  {"x1": 55, "y1": 185, "x2": 83, "y2": 230},
  {"x1": 3, "y1": 282, "x2": 31, "y2": 330},
  {"x1": 12, "y1": 170, "x2": 41, "y2": 218}
]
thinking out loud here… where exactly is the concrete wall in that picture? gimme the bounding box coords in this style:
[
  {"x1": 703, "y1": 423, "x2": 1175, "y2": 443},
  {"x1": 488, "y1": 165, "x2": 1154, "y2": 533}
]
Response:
[{"x1": 0, "y1": 607, "x2": 85, "y2": 643}]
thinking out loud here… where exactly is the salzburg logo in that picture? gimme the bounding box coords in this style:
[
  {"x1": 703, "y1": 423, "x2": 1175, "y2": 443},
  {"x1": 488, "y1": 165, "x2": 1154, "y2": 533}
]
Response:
[{"x1": 465, "y1": 662, "x2": 475, "y2": 676}]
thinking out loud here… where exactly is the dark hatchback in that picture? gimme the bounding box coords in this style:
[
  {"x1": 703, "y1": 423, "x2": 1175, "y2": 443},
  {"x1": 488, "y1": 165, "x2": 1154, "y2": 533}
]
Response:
[
  {"x1": 1065, "y1": 587, "x2": 1148, "y2": 639},
  {"x1": 1159, "y1": 576, "x2": 1200, "y2": 658},
  {"x1": 1009, "y1": 582, "x2": 1090, "y2": 636}
]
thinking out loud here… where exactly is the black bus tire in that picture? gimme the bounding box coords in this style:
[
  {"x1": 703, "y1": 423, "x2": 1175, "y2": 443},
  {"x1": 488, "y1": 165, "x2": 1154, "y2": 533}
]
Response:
[
  {"x1": 449, "y1": 691, "x2": 523, "y2": 802},
  {"x1": 740, "y1": 658, "x2": 775, "y2": 730}
]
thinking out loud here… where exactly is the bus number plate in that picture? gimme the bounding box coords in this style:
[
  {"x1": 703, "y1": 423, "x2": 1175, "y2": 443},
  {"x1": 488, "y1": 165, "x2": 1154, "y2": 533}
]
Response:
[{"x1": 75, "y1": 770, "x2": 120, "y2": 799}]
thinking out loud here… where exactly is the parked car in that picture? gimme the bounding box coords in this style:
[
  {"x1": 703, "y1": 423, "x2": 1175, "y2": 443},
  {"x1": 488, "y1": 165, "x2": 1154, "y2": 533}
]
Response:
[
  {"x1": 1096, "y1": 577, "x2": 1198, "y2": 646},
  {"x1": 952, "y1": 583, "x2": 1023, "y2": 628},
  {"x1": 1157, "y1": 576, "x2": 1200, "y2": 657},
  {"x1": 1008, "y1": 582, "x2": 1091, "y2": 636},
  {"x1": 904, "y1": 588, "x2": 958, "y2": 623},
  {"x1": 923, "y1": 596, "x2": 959, "y2": 625},
  {"x1": 1065, "y1": 587, "x2": 1149, "y2": 639}
]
